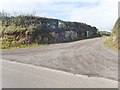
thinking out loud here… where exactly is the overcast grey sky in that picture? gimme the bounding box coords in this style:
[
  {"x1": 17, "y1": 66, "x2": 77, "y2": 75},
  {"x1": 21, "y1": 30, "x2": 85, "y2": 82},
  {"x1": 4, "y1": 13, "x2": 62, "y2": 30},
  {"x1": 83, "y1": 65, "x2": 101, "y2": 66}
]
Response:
[{"x1": 0, "y1": 0, "x2": 118, "y2": 31}]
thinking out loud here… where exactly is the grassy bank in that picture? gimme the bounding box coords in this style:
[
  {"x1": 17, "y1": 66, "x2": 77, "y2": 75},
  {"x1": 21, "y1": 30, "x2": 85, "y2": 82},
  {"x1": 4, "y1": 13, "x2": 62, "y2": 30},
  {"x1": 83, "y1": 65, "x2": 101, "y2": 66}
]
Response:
[
  {"x1": 104, "y1": 38, "x2": 118, "y2": 50},
  {"x1": 105, "y1": 18, "x2": 120, "y2": 50},
  {"x1": 0, "y1": 43, "x2": 48, "y2": 50}
]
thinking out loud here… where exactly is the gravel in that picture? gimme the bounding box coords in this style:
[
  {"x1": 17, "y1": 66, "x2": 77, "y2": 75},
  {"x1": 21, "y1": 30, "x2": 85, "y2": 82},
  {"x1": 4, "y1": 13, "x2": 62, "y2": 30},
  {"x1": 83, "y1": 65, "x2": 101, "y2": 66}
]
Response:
[{"x1": 2, "y1": 37, "x2": 118, "y2": 81}]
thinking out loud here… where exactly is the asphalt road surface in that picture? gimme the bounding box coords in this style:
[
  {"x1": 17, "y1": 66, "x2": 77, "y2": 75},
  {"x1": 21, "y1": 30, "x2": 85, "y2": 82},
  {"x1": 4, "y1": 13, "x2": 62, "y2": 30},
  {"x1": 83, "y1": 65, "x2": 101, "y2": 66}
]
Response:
[
  {"x1": 0, "y1": 62, "x2": 2, "y2": 89},
  {"x1": 0, "y1": 52, "x2": 2, "y2": 90},
  {"x1": 2, "y1": 60, "x2": 118, "y2": 88},
  {"x1": 2, "y1": 37, "x2": 118, "y2": 81}
]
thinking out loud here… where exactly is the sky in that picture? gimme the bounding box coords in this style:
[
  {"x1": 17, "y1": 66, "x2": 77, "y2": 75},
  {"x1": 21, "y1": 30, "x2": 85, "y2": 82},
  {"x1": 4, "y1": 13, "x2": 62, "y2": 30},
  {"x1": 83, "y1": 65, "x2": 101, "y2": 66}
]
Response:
[{"x1": 0, "y1": 0, "x2": 119, "y2": 31}]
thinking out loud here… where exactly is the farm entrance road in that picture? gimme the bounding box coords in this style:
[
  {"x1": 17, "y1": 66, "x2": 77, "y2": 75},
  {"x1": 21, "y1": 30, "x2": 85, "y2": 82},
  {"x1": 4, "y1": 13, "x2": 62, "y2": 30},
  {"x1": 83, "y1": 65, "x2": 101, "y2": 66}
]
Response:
[{"x1": 2, "y1": 37, "x2": 118, "y2": 81}]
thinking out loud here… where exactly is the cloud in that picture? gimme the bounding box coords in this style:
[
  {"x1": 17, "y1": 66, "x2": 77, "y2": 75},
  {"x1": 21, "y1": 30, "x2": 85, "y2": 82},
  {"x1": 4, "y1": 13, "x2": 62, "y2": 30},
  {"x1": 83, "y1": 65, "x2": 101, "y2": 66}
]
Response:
[
  {"x1": 0, "y1": 0, "x2": 119, "y2": 31},
  {"x1": 0, "y1": 0, "x2": 99, "y2": 3},
  {"x1": 68, "y1": 0, "x2": 118, "y2": 31}
]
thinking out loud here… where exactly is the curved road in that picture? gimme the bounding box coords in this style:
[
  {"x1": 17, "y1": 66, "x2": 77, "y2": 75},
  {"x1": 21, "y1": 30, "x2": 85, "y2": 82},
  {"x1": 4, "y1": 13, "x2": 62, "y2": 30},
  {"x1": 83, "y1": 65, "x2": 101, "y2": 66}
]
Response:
[
  {"x1": 2, "y1": 37, "x2": 118, "y2": 81},
  {"x1": 2, "y1": 60, "x2": 118, "y2": 88}
]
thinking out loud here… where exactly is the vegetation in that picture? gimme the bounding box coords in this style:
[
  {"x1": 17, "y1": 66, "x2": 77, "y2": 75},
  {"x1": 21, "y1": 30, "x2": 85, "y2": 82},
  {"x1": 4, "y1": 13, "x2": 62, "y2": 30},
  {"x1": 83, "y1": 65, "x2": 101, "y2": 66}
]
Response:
[
  {"x1": 105, "y1": 18, "x2": 120, "y2": 49},
  {"x1": 99, "y1": 31, "x2": 111, "y2": 36},
  {"x1": 0, "y1": 11, "x2": 101, "y2": 49},
  {"x1": 1, "y1": 43, "x2": 48, "y2": 49}
]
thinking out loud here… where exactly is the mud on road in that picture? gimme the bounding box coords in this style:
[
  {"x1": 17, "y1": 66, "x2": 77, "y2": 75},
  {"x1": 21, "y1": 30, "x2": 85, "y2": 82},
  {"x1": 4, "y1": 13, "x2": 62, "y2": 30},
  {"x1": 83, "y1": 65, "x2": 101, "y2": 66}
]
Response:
[{"x1": 2, "y1": 37, "x2": 118, "y2": 80}]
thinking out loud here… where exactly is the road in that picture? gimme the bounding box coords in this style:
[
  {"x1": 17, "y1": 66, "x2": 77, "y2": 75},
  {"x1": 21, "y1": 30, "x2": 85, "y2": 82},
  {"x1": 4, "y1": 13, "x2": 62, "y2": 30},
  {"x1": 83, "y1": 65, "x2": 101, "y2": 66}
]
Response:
[
  {"x1": 0, "y1": 64, "x2": 1, "y2": 89},
  {"x1": 2, "y1": 60, "x2": 118, "y2": 88},
  {"x1": 0, "y1": 65, "x2": 1, "y2": 90},
  {"x1": 2, "y1": 37, "x2": 118, "y2": 81}
]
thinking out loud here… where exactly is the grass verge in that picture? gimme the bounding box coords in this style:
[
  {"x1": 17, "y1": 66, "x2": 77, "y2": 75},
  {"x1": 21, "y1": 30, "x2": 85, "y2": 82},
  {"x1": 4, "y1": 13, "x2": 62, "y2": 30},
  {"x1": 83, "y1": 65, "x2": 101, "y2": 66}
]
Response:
[
  {"x1": 0, "y1": 43, "x2": 48, "y2": 50},
  {"x1": 104, "y1": 38, "x2": 118, "y2": 50}
]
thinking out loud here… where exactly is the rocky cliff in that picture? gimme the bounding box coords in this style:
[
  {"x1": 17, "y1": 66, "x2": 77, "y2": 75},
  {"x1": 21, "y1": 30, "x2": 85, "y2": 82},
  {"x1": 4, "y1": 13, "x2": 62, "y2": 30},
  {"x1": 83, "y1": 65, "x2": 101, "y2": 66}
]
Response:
[{"x1": 0, "y1": 16, "x2": 100, "y2": 49}]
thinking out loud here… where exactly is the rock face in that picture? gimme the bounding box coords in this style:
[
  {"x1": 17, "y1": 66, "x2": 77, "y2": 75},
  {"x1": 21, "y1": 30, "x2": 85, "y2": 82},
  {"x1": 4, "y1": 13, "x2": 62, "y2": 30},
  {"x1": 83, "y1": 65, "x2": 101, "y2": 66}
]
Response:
[{"x1": 1, "y1": 16, "x2": 100, "y2": 48}]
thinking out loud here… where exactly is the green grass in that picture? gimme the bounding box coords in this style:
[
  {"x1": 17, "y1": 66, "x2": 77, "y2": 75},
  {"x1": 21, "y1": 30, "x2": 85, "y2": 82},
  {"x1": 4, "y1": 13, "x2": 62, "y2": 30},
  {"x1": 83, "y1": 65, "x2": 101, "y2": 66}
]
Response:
[
  {"x1": 18, "y1": 43, "x2": 48, "y2": 49},
  {"x1": 104, "y1": 38, "x2": 118, "y2": 50},
  {"x1": 104, "y1": 39, "x2": 113, "y2": 47},
  {"x1": 1, "y1": 42, "x2": 48, "y2": 50}
]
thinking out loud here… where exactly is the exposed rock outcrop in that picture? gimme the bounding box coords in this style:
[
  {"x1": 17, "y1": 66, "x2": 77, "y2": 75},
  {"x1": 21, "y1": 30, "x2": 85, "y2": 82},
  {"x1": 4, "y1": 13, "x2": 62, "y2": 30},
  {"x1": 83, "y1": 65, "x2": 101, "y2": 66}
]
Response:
[{"x1": 1, "y1": 16, "x2": 101, "y2": 49}]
